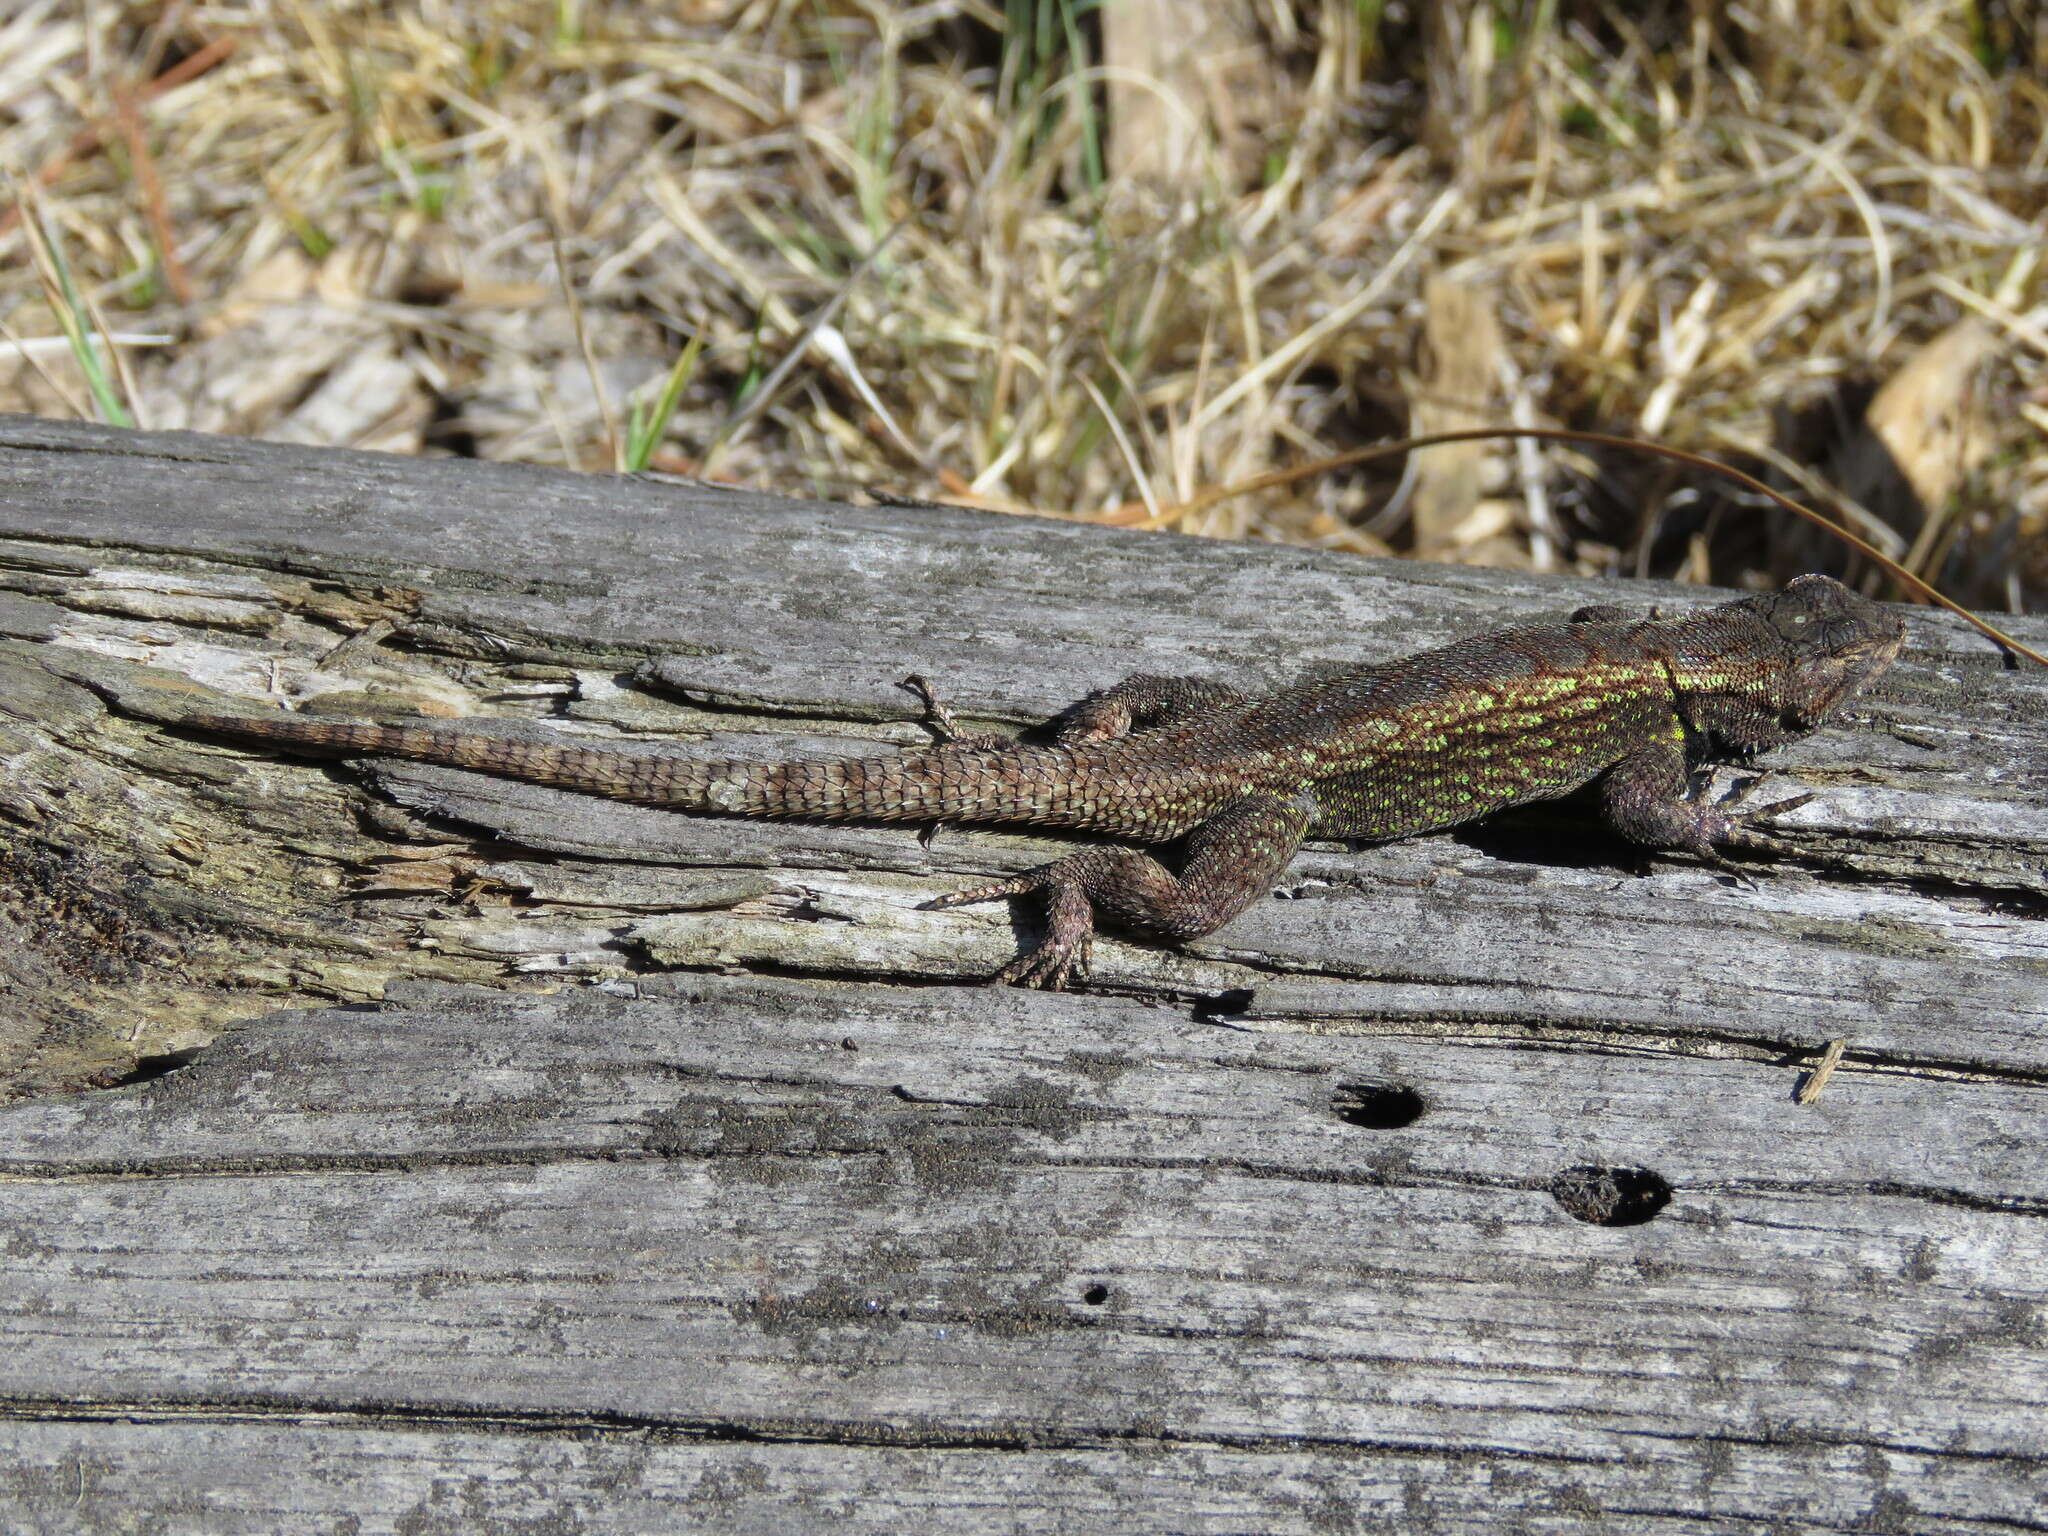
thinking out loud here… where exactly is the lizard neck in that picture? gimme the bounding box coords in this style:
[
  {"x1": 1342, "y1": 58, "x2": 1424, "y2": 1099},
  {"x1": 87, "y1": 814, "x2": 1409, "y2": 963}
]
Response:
[{"x1": 1658, "y1": 611, "x2": 1798, "y2": 754}]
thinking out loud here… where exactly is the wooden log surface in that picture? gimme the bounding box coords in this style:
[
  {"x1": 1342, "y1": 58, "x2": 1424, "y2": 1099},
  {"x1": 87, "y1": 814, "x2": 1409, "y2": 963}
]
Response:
[{"x1": 0, "y1": 414, "x2": 2044, "y2": 1532}]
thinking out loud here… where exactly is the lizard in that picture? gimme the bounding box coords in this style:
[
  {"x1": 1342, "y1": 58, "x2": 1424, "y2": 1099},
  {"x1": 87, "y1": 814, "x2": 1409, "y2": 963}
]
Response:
[{"x1": 177, "y1": 573, "x2": 1905, "y2": 989}]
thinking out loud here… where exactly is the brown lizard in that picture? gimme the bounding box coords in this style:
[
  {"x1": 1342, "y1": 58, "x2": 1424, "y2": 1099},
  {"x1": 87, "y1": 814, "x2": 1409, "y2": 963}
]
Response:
[{"x1": 178, "y1": 574, "x2": 1904, "y2": 988}]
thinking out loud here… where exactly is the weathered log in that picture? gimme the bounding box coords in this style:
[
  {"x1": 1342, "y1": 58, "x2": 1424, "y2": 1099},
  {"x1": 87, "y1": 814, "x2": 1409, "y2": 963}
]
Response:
[{"x1": 0, "y1": 415, "x2": 2043, "y2": 1531}]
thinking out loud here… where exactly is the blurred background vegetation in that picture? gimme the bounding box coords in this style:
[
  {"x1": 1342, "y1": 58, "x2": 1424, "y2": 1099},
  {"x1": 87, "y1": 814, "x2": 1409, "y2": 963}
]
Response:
[{"x1": 2, "y1": 0, "x2": 2043, "y2": 606}]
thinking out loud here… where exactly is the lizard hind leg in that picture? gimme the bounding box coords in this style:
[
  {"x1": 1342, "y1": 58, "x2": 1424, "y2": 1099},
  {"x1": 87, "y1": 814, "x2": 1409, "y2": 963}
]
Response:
[
  {"x1": 900, "y1": 671, "x2": 1247, "y2": 852},
  {"x1": 1053, "y1": 674, "x2": 1250, "y2": 745},
  {"x1": 896, "y1": 674, "x2": 1012, "y2": 751},
  {"x1": 920, "y1": 791, "x2": 1316, "y2": 990},
  {"x1": 901, "y1": 670, "x2": 1245, "y2": 750}
]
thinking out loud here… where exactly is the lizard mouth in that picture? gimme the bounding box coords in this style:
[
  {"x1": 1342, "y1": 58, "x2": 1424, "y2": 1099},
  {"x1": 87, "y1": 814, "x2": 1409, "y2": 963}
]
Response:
[
  {"x1": 1804, "y1": 629, "x2": 1904, "y2": 721},
  {"x1": 1852, "y1": 629, "x2": 1906, "y2": 671}
]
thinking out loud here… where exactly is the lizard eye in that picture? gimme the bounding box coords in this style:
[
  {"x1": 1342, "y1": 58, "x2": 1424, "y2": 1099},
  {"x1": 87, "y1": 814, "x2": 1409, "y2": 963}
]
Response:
[{"x1": 1766, "y1": 601, "x2": 1823, "y2": 642}]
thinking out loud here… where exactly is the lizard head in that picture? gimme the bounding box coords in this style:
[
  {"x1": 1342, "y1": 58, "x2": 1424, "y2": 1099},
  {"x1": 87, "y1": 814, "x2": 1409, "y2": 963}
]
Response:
[{"x1": 1739, "y1": 573, "x2": 1905, "y2": 728}]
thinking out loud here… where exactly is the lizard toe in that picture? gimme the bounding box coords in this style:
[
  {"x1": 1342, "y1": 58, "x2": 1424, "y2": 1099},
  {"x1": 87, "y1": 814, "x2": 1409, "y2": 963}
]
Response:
[
  {"x1": 1720, "y1": 792, "x2": 1818, "y2": 850},
  {"x1": 992, "y1": 950, "x2": 1051, "y2": 988},
  {"x1": 1738, "y1": 792, "x2": 1817, "y2": 823},
  {"x1": 919, "y1": 874, "x2": 1033, "y2": 911},
  {"x1": 994, "y1": 936, "x2": 1088, "y2": 990}
]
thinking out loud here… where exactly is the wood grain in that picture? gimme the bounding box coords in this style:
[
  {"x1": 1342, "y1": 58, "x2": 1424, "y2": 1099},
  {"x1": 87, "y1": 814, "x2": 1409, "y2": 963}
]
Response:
[{"x1": 5, "y1": 979, "x2": 2047, "y2": 1531}]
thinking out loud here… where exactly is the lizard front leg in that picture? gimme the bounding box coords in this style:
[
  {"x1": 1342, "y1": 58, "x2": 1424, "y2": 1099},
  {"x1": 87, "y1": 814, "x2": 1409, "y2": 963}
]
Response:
[
  {"x1": 1599, "y1": 735, "x2": 1813, "y2": 858},
  {"x1": 921, "y1": 791, "x2": 1316, "y2": 989}
]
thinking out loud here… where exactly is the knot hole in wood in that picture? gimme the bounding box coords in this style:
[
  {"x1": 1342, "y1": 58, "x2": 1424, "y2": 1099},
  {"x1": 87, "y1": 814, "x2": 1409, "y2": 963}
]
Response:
[
  {"x1": 1548, "y1": 1165, "x2": 1673, "y2": 1226},
  {"x1": 1330, "y1": 1081, "x2": 1427, "y2": 1129}
]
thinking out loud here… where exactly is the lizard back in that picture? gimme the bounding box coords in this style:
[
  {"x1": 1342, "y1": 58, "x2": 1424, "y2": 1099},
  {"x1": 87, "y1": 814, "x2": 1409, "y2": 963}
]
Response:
[{"x1": 1109, "y1": 614, "x2": 1757, "y2": 842}]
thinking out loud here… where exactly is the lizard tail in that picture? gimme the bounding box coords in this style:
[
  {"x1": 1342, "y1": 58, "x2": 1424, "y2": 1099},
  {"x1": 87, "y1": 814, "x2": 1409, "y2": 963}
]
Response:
[{"x1": 179, "y1": 712, "x2": 1128, "y2": 828}]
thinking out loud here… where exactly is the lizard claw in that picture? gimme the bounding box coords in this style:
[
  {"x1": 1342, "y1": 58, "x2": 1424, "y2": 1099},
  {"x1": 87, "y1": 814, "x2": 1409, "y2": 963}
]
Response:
[
  {"x1": 1713, "y1": 773, "x2": 1818, "y2": 850},
  {"x1": 1698, "y1": 852, "x2": 1760, "y2": 889},
  {"x1": 991, "y1": 932, "x2": 1092, "y2": 990}
]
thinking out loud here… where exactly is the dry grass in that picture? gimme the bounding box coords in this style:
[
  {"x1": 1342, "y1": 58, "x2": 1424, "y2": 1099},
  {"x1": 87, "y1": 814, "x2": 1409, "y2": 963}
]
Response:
[{"x1": 2, "y1": 0, "x2": 2044, "y2": 607}]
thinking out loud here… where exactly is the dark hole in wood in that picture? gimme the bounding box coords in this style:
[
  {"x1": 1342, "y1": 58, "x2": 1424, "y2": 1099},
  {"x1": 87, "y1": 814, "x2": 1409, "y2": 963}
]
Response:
[
  {"x1": 1549, "y1": 1166, "x2": 1672, "y2": 1227},
  {"x1": 1195, "y1": 989, "x2": 1255, "y2": 1021},
  {"x1": 1331, "y1": 1082, "x2": 1425, "y2": 1130},
  {"x1": 1082, "y1": 1285, "x2": 1110, "y2": 1306}
]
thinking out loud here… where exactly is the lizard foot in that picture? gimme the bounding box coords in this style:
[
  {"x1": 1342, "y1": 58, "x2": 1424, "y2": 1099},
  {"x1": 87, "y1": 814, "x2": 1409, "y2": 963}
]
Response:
[
  {"x1": 898, "y1": 674, "x2": 1010, "y2": 751},
  {"x1": 1715, "y1": 773, "x2": 1818, "y2": 849},
  {"x1": 1668, "y1": 776, "x2": 1817, "y2": 884},
  {"x1": 990, "y1": 930, "x2": 1093, "y2": 990},
  {"x1": 920, "y1": 870, "x2": 1096, "y2": 989}
]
